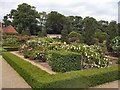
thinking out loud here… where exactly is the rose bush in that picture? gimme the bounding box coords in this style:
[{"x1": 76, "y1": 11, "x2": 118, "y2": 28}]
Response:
[
  {"x1": 19, "y1": 37, "x2": 111, "y2": 68},
  {"x1": 110, "y1": 36, "x2": 120, "y2": 56}
]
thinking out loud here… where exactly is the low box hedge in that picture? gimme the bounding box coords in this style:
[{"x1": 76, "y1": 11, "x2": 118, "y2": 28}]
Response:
[
  {"x1": 2, "y1": 52, "x2": 120, "y2": 89},
  {"x1": 3, "y1": 46, "x2": 18, "y2": 51},
  {"x1": 50, "y1": 50, "x2": 81, "y2": 72}
]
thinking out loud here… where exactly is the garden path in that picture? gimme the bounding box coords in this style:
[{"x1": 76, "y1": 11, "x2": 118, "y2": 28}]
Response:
[
  {"x1": 11, "y1": 51, "x2": 56, "y2": 74},
  {"x1": 93, "y1": 80, "x2": 119, "y2": 88},
  {"x1": 2, "y1": 58, "x2": 31, "y2": 88}
]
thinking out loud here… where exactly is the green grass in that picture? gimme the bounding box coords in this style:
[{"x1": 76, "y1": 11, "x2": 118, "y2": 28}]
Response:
[{"x1": 2, "y1": 52, "x2": 120, "y2": 89}]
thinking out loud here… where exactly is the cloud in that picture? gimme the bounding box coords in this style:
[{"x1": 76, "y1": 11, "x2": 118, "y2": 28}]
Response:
[{"x1": 0, "y1": 0, "x2": 119, "y2": 22}]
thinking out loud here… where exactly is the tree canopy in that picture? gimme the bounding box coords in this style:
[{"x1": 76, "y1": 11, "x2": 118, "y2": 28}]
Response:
[{"x1": 2, "y1": 3, "x2": 119, "y2": 47}]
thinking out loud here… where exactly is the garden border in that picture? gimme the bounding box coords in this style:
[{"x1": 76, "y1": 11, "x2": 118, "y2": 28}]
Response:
[{"x1": 2, "y1": 52, "x2": 120, "y2": 89}]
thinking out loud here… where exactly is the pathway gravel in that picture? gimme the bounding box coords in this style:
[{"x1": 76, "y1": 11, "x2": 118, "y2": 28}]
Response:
[{"x1": 2, "y1": 58, "x2": 31, "y2": 88}]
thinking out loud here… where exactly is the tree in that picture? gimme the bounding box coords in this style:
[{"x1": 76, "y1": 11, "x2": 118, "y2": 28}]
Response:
[
  {"x1": 107, "y1": 21, "x2": 118, "y2": 39},
  {"x1": 65, "y1": 16, "x2": 83, "y2": 33},
  {"x1": 106, "y1": 21, "x2": 118, "y2": 51},
  {"x1": 98, "y1": 20, "x2": 109, "y2": 32},
  {"x1": 45, "y1": 11, "x2": 65, "y2": 34},
  {"x1": 38, "y1": 12, "x2": 47, "y2": 31},
  {"x1": 3, "y1": 3, "x2": 39, "y2": 35},
  {"x1": 3, "y1": 15, "x2": 12, "y2": 27},
  {"x1": 38, "y1": 28, "x2": 47, "y2": 37},
  {"x1": 61, "y1": 25, "x2": 68, "y2": 42},
  {"x1": 118, "y1": 23, "x2": 120, "y2": 36},
  {"x1": 83, "y1": 17, "x2": 98, "y2": 45}
]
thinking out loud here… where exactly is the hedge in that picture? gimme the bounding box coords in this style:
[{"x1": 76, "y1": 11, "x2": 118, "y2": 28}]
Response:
[
  {"x1": 50, "y1": 50, "x2": 81, "y2": 72},
  {"x1": 1, "y1": 48, "x2": 7, "y2": 52},
  {"x1": 2, "y1": 52, "x2": 120, "y2": 89},
  {"x1": 3, "y1": 46, "x2": 18, "y2": 51}
]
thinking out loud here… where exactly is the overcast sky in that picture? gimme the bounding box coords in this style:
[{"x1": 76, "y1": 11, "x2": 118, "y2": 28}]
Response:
[{"x1": 0, "y1": 0, "x2": 119, "y2": 22}]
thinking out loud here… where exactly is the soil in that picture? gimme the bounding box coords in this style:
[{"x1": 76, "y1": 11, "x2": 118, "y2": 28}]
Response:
[{"x1": 11, "y1": 51, "x2": 56, "y2": 74}]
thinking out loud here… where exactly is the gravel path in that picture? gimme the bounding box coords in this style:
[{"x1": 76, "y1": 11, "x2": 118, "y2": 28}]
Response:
[
  {"x1": 2, "y1": 58, "x2": 31, "y2": 88},
  {"x1": 92, "y1": 80, "x2": 119, "y2": 88},
  {"x1": 11, "y1": 51, "x2": 56, "y2": 74}
]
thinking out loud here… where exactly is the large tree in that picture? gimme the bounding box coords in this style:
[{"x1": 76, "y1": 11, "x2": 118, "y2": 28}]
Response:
[
  {"x1": 45, "y1": 11, "x2": 66, "y2": 34},
  {"x1": 3, "y1": 3, "x2": 39, "y2": 35},
  {"x1": 106, "y1": 21, "x2": 118, "y2": 51},
  {"x1": 83, "y1": 17, "x2": 98, "y2": 45},
  {"x1": 107, "y1": 21, "x2": 118, "y2": 39}
]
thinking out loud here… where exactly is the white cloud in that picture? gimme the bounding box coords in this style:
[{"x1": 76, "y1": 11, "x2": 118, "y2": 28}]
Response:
[{"x1": 0, "y1": 0, "x2": 119, "y2": 22}]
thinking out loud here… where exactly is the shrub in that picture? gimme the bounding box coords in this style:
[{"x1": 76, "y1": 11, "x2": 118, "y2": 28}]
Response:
[
  {"x1": 68, "y1": 31, "x2": 81, "y2": 42},
  {"x1": 38, "y1": 29, "x2": 47, "y2": 37},
  {"x1": 33, "y1": 51, "x2": 47, "y2": 62},
  {"x1": 116, "y1": 58, "x2": 120, "y2": 64},
  {"x1": 20, "y1": 38, "x2": 110, "y2": 69},
  {"x1": 94, "y1": 32, "x2": 107, "y2": 43},
  {"x1": 2, "y1": 52, "x2": 120, "y2": 89},
  {"x1": 23, "y1": 50, "x2": 33, "y2": 58},
  {"x1": 67, "y1": 43, "x2": 110, "y2": 68},
  {"x1": 3, "y1": 46, "x2": 18, "y2": 51},
  {"x1": 110, "y1": 36, "x2": 120, "y2": 56},
  {"x1": 50, "y1": 50, "x2": 81, "y2": 72},
  {"x1": 23, "y1": 50, "x2": 47, "y2": 62},
  {"x1": 1, "y1": 48, "x2": 7, "y2": 52}
]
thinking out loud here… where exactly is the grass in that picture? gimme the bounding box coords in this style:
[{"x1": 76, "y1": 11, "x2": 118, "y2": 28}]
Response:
[{"x1": 2, "y1": 52, "x2": 120, "y2": 89}]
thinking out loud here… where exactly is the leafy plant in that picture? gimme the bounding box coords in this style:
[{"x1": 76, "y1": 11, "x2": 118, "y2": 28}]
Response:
[
  {"x1": 50, "y1": 50, "x2": 81, "y2": 72},
  {"x1": 110, "y1": 36, "x2": 120, "y2": 56}
]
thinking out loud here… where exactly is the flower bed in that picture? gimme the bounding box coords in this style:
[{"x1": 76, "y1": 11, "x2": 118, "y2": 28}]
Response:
[
  {"x1": 18, "y1": 37, "x2": 112, "y2": 71},
  {"x1": 2, "y1": 52, "x2": 120, "y2": 89}
]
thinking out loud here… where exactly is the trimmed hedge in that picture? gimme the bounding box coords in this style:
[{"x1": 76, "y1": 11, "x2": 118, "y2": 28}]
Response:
[
  {"x1": 1, "y1": 48, "x2": 7, "y2": 52},
  {"x1": 50, "y1": 50, "x2": 81, "y2": 72},
  {"x1": 2, "y1": 52, "x2": 120, "y2": 89},
  {"x1": 3, "y1": 46, "x2": 18, "y2": 51}
]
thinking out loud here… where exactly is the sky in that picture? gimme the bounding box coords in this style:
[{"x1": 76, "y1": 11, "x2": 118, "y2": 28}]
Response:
[{"x1": 0, "y1": 0, "x2": 119, "y2": 22}]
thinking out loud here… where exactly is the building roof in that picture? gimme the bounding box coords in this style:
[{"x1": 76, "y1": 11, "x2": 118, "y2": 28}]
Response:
[{"x1": 3, "y1": 25, "x2": 18, "y2": 33}]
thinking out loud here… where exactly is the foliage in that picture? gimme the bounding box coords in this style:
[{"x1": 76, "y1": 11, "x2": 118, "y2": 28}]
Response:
[
  {"x1": 3, "y1": 34, "x2": 30, "y2": 47},
  {"x1": 94, "y1": 32, "x2": 107, "y2": 43},
  {"x1": 68, "y1": 31, "x2": 81, "y2": 43},
  {"x1": 46, "y1": 11, "x2": 66, "y2": 34},
  {"x1": 116, "y1": 58, "x2": 120, "y2": 64},
  {"x1": 68, "y1": 31, "x2": 80, "y2": 38},
  {"x1": 2, "y1": 3, "x2": 119, "y2": 54},
  {"x1": 38, "y1": 29, "x2": 47, "y2": 37},
  {"x1": 106, "y1": 21, "x2": 118, "y2": 51},
  {"x1": 66, "y1": 43, "x2": 110, "y2": 68},
  {"x1": 110, "y1": 36, "x2": 120, "y2": 56},
  {"x1": 50, "y1": 50, "x2": 81, "y2": 72},
  {"x1": 19, "y1": 37, "x2": 111, "y2": 69},
  {"x1": 1, "y1": 48, "x2": 7, "y2": 52},
  {"x1": 3, "y1": 46, "x2": 18, "y2": 51},
  {"x1": 3, "y1": 3, "x2": 39, "y2": 35},
  {"x1": 61, "y1": 28, "x2": 68, "y2": 42},
  {"x1": 83, "y1": 17, "x2": 98, "y2": 45},
  {"x1": 2, "y1": 52, "x2": 120, "y2": 89},
  {"x1": 23, "y1": 50, "x2": 46, "y2": 61}
]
